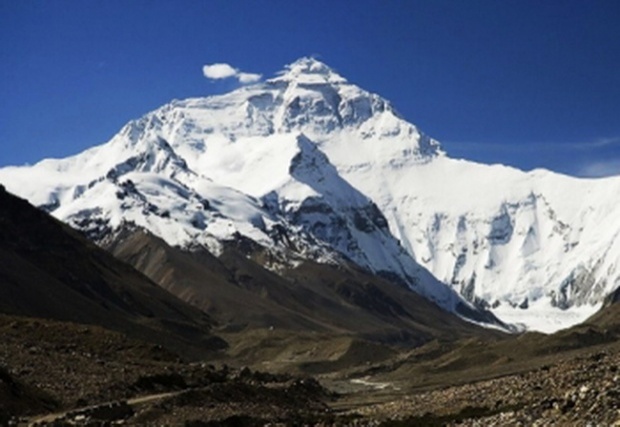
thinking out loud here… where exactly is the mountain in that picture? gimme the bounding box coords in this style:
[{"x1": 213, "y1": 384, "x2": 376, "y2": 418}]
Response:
[
  {"x1": 0, "y1": 185, "x2": 225, "y2": 358},
  {"x1": 0, "y1": 185, "x2": 499, "y2": 424},
  {"x1": 1, "y1": 57, "x2": 618, "y2": 332}
]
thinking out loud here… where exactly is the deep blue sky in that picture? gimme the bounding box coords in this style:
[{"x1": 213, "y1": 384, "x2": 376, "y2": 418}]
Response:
[{"x1": 2, "y1": 0, "x2": 619, "y2": 177}]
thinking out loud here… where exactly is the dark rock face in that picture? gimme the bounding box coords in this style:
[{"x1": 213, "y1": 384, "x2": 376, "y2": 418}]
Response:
[{"x1": 353, "y1": 203, "x2": 389, "y2": 233}]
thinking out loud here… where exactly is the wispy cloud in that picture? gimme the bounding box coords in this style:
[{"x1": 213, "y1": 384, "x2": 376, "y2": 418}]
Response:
[
  {"x1": 202, "y1": 63, "x2": 261, "y2": 84},
  {"x1": 578, "y1": 159, "x2": 620, "y2": 178},
  {"x1": 443, "y1": 135, "x2": 620, "y2": 178},
  {"x1": 578, "y1": 136, "x2": 620, "y2": 149},
  {"x1": 444, "y1": 136, "x2": 620, "y2": 153}
]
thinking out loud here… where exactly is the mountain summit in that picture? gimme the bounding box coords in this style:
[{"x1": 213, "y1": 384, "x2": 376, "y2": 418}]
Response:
[
  {"x1": 271, "y1": 57, "x2": 348, "y2": 84},
  {"x1": 2, "y1": 58, "x2": 619, "y2": 332}
]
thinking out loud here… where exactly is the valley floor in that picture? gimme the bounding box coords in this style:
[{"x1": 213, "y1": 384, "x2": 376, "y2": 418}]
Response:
[{"x1": 3, "y1": 314, "x2": 620, "y2": 426}]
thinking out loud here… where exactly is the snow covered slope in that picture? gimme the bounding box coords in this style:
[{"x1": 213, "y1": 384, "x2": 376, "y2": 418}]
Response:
[
  {"x1": 333, "y1": 155, "x2": 620, "y2": 332},
  {"x1": 1, "y1": 57, "x2": 618, "y2": 332}
]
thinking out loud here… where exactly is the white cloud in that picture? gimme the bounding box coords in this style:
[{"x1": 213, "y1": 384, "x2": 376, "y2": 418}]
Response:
[
  {"x1": 202, "y1": 62, "x2": 262, "y2": 84},
  {"x1": 202, "y1": 63, "x2": 237, "y2": 79},
  {"x1": 578, "y1": 159, "x2": 620, "y2": 178},
  {"x1": 237, "y1": 72, "x2": 262, "y2": 84}
]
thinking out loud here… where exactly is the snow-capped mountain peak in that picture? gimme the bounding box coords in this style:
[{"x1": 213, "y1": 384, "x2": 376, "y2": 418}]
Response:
[
  {"x1": 270, "y1": 57, "x2": 347, "y2": 85},
  {"x1": 2, "y1": 57, "x2": 619, "y2": 333}
]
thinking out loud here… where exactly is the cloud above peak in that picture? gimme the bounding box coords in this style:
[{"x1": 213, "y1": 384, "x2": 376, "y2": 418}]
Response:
[
  {"x1": 202, "y1": 63, "x2": 261, "y2": 84},
  {"x1": 202, "y1": 63, "x2": 237, "y2": 79}
]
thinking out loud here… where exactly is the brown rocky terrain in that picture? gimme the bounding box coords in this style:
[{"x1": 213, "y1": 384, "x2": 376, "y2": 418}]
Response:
[
  {"x1": 104, "y1": 227, "x2": 502, "y2": 354},
  {"x1": 342, "y1": 344, "x2": 620, "y2": 426},
  {"x1": 0, "y1": 314, "x2": 336, "y2": 425},
  {"x1": 4, "y1": 313, "x2": 620, "y2": 426}
]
